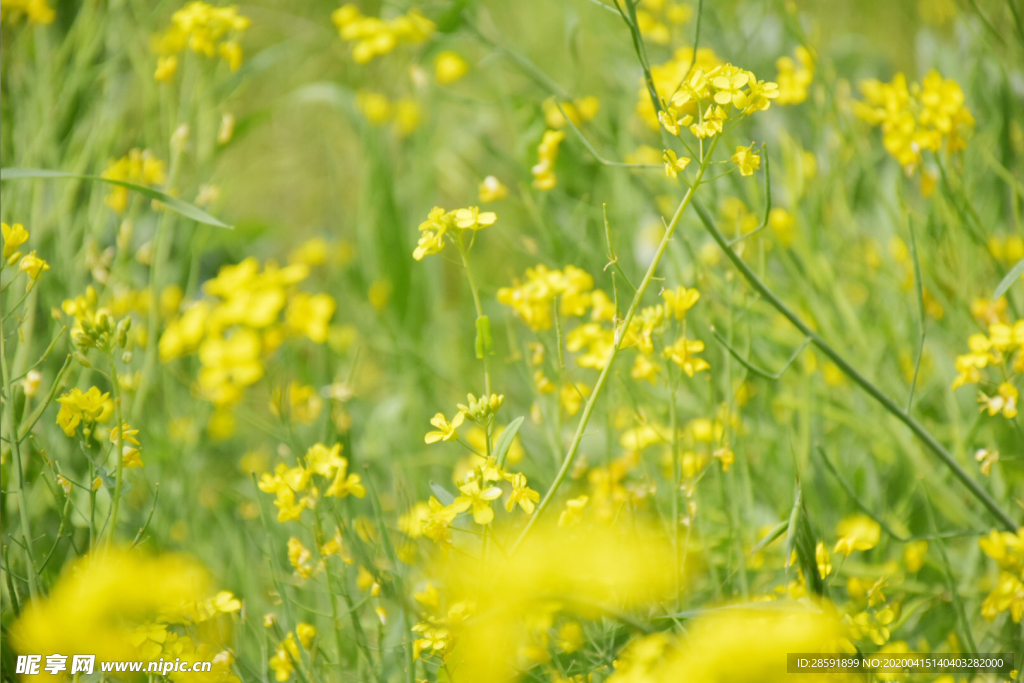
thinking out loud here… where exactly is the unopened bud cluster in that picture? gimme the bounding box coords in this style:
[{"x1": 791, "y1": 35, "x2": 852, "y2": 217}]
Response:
[{"x1": 456, "y1": 393, "x2": 504, "y2": 425}]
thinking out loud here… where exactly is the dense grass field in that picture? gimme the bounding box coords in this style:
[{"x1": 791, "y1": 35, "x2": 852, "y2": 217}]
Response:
[{"x1": 2, "y1": 0, "x2": 1024, "y2": 680}]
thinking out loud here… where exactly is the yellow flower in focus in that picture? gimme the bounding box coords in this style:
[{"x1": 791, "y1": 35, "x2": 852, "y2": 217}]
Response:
[
  {"x1": 834, "y1": 514, "x2": 881, "y2": 556},
  {"x1": 453, "y1": 206, "x2": 497, "y2": 231},
  {"x1": 2, "y1": 222, "x2": 29, "y2": 260},
  {"x1": 662, "y1": 149, "x2": 691, "y2": 178},
  {"x1": 434, "y1": 50, "x2": 468, "y2": 84},
  {"x1": 56, "y1": 387, "x2": 110, "y2": 437},
  {"x1": 424, "y1": 411, "x2": 465, "y2": 444},
  {"x1": 505, "y1": 472, "x2": 540, "y2": 514},
  {"x1": 731, "y1": 143, "x2": 761, "y2": 176},
  {"x1": 456, "y1": 478, "x2": 503, "y2": 525}
]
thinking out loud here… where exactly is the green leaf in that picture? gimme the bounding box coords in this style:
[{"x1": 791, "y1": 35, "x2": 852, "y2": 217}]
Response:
[
  {"x1": 429, "y1": 481, "x2": 456, "y2": 506},
  {"x1": 0, "y1": 167, "x2": 232, "y2": 229},
  {"x1": 749, "y1": 519, "x2": 788, "y2": 557},
  {"x1": 785, "y1": 484, "x2": 826, "y2": 597},
  {"x1": 494, "y1": 416, "x2": 526, "y2": 469},
  {"x1": 994, "y1": 256, "x2": 1024, "y2": 300}
]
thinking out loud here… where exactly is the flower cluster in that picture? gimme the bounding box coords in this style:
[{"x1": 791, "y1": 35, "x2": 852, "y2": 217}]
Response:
[
  {"x1": 152, "y1": 2, "x2": 250, "y2": 81},
  {"x1": 101, "y1": 150, "x2": 168, "y2": 213},
  {"x1": 658, "y1": 63, "x2": 779, "y2": 140},
  {"x1": 980, "y1": 529, "x2": 1024, "y2": 621},
  {"x1": 951, "y1": 320, "x2": 1023, "y2": 420},
  {"x1": 355, "y1": 91, "x2": 422, "y2": 137},
  {"x1": 159, "y1": 258, "x2": 336, "y2": 429},
  {"x1": 413, "y1": 206, "x2": 497, "y2": 261},
  {"x1": 56, "y1": 386, "x2": 111, "y2": 437},
  {"x1": 496, "y1": 264, "x2": 601, "y2": 332},
  {"x1": 532, "y1": 130, "x2": 566, "y2": 190},
  {"x1": 0, "y1": 0, "x2": 54, "y2": 24},
  {"x1": 2, "y1": 221, "x2": 50, "y2": 291},
  {"x1": 258, "y1": 443, "x2": 365, "y2": 522},
  {"x1": 854, "y1": 70, "x2": 974, "y2": 172},
  {"x1": 11, "y1": 549, "x2": 240, "y2": 679},
  {"x1": 637, "y1": 47, "x2": 721, "y2": 129},
  {"x1": 634, "y1": 0, "x2": 693, "y2": 44},
  {"x1": 331, "y1": 4, "x2": 434, "y2": 64},
  {"x1": 775, "y1": 46, "x2": 815, "y2": 105}
]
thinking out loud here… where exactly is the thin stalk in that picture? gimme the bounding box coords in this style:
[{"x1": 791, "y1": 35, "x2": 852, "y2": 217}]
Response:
[
  {"x1": 512, "y1": 140, "x2": 719, "y2": 553},
  {"x1": 106, "y1": 352, "x2": 126, "y2": 544},
  {"x1": 0, "y1": 315, "x2": 39, "y2": 596},
  {"x1": 455, "y1": 233, "x2": 494, "y2": 453},
  {"x1": 692, "y1": 200, "x2": 1017, "y2": 531}
]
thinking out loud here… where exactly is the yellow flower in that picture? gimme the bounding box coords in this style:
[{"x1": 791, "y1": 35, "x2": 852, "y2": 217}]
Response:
[
  {"x1": 834, "y1": 514, "x2": 881, "y2": 556},
  {"x1": 711, "y1": 67, "x2": 749, "y2": 107},
  {"x1": 557, "y1": 495, "x2": 588, "y2": 528},
  {"x1": 332, "y1": 4, "x2": 434, "y2": 64},
  {"x1": 532, "y1": 129, "x2": 565, "y2": 190},
  {"x1": 505, "y1": 472, "x2": 540, "y2": 514},
  {"x1": 111, "y1": 421, "x2": 144, "y2": 469},
  {"x1": 10, "y1": 549, "x2": 212, "y2": 661},
  {"x1": 978, "y1": 382, "x2": 1019, "y2": 419},
  {"x1": 424, "y1": 411, "x2": 465, "y2": 444},
  {"x1": 456, "y1": 478, "x2": 503, "y2": 525},
  {"x1": 434, "y1": 50, "x2": 468, "y2": 84},
  {"x1": 453, "y1": 206, "x2": 497, "y2": 231},
  {"x1": 152, "y1": 2, "x2": 250, "y2": 79},
  {"x1": 296, "y1": 622, "x2": 316, "y2": 649},
  {"x1": 2, "y1": 222, "x2": 29, "y2": 260},
  {"x1": 0, "y1": 0, "x2": 56, "y2": 24},
  {"x1": 815, "y1": 541, "x2": 833, "y2": 578},
  {"x1": 662, "y1": 149, "x2": 691, "y2": 178},
  {"x1": 730, "y1": 143, "x2": 761, "y2": 176},
  {"x1": 903, "y1": 540, "x2": 928, "y2": 573},
  {"x1": 661, "y1": 286, "x2": 700, "y2": 319},
  {"x1": 154, "y1": 55, "x2": 178, "y2": 81},
  {"x1": 56, "y1": 387, "x2": 110, "y2": 437},
  {"x1": 663, "y1": 336, "x2": 710, "y2": 377},
  {"x1": 18, "y1": 251, "x2": 49, "y2": 288},
  {"x1": 478, "y1": 175, "x2": 509, "y2": 203}
]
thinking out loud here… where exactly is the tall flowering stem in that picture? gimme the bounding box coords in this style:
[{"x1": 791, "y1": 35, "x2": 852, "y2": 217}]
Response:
[
  {"x1": 692, "y1": 199, "x2": 1017, "y2": 532},
  {"x1": 0, "y1": 308, "x2": 39, "y2": 596},
  {"x1": 511, "y1": 137, "x2": 719, "y2": 553}
]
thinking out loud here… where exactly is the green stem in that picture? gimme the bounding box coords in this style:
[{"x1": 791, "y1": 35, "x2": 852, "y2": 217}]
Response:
[
  {"x1": 692, "y1": 199, "x2": 1017, "y2": 531},
  {"x1": 456, "y1": 233, "x2": 494, "y2": 452},
  {"x1": 0, "y1": 315, "x2": 39, "y2": 597},
  {"x1": 106, "y1": 352, "x2": 125, "y2": 544},
  {"x1": 511, "y1": 140, "x2": 718, "y2": 553}
]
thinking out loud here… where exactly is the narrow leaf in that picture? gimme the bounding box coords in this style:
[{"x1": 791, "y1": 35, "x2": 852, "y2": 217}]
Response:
[
  {"x1": 994, "y1": 256, "x2": 1024, "y2": 300},
  {"x1": 1, "y1": 167, "x2": 232, "y2": 229},
  {"x1": 494, "y1": 416, "x2": 525, "y2": 468}
]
